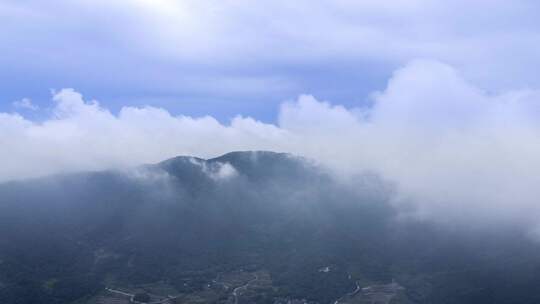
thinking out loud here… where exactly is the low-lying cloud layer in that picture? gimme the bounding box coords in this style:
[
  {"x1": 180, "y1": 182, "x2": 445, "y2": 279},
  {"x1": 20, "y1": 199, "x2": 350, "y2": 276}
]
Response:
[{"x1": 3, "y1": 60, "x2": 540, "y2": 228}]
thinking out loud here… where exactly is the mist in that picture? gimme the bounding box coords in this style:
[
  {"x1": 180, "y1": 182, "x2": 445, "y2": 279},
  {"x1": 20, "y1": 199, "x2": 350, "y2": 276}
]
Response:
[{"x1": 2, "y1": 59, "x2": 540, "y2": 232}]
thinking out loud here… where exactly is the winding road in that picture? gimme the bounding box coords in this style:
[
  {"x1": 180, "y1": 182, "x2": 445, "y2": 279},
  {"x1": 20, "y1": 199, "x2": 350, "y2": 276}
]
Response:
[
  {"x1": 106, "y1": 273, "x2": 259, "y2": 304},
  {"x1": 232, "y1": 274, "x2": 259, "y2": 304},
  {"x1": 106, "y1": 287, "x2": 180, "y2": 304},
  {"x1": 333, "y1": 281, "x2": 361, "y2": 304}
]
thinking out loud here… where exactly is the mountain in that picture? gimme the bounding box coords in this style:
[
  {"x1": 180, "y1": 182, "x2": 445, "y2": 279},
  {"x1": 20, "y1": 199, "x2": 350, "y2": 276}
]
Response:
[{"x1": 1, "y1": 151, "x2": 540, "y2": 304}]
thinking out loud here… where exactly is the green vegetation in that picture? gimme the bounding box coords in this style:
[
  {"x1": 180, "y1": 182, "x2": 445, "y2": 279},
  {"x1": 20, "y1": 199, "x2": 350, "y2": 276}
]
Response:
[
  {"x1": 133, "y1": 292, "x2": 150, "y2": 303},
  {"x1": 1, "y1": 152, "x2": 540, "y2": 303}
]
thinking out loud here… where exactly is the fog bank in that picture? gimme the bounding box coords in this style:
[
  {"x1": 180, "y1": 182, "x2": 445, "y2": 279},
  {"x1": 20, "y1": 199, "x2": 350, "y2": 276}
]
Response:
[{"x1": 3, "y1": 60, "x2": 540, "y2": 228}]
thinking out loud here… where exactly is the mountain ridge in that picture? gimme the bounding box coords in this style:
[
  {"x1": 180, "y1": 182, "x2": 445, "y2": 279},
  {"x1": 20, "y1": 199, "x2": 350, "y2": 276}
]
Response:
[{"x1": 2, "y1": 151, "x2": 540, "y2": 304}]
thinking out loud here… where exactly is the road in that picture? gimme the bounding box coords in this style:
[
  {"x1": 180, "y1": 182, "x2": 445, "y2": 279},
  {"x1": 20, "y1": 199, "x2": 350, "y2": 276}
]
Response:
[
  {"x1": 106, "y1": 287, "x2": 181, "y2": 304},
  {"x1": 232, "y1": 274, "x2": 258, "y2": 304},
  {"x1": 107, "y1": 272, "x2": 260, "y2": 304},
  {"x1": 333, "y1": 281, "x2": 361, "y2": 304},
  {"x1": 106, "y1": 287, "x2": 134, "y2": 298}
]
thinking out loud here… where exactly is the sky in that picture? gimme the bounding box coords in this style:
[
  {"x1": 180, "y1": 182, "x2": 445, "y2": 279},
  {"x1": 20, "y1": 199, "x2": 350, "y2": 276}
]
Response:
[
  {"x1": 2, "y1": 0, "x2": 540, "y2": 121},
  {"x1": 2, "y1": 1, "x2": 540, "y2": 231}
]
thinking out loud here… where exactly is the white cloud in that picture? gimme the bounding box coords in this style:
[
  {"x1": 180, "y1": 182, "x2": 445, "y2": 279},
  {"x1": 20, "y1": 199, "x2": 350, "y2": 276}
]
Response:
[
  {"x1": 212, "y1": 162, "x2": 238, "y2": 180},
  {"x1": 2, "y1": 60, "x2": 540, "y2": 231},
  {"x1": 0, "y1": 88, "x2": 287, "y2": 182},
  {"x1": 2, "y1": 1, "x2": 540, "y2": 91},
  {"x1": 12, "y1": 98, "x2": 38, "y2": 111},
  {"x1": 188, "y1": 158, "x2": 239, "y2": 180}
]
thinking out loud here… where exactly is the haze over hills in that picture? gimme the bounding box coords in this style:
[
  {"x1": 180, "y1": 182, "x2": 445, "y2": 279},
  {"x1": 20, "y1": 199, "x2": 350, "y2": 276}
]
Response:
[
  {"x1": 1, "y1": 151, "x2": 540, "y2": 304},
  {"x1": 3, "y1": 1, "x2": 540, "y2": 303}
]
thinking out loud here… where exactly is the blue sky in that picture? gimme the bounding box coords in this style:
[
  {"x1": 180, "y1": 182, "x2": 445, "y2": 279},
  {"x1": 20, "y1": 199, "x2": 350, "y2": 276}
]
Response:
[
  {"x1": 3, "y1": 1, "x2": 540, "y2": 226},
  {"x1": 2, "y1": 0, "x2": 540, "y2": 122}
]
